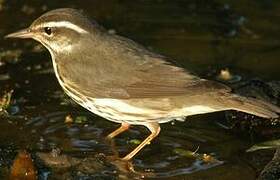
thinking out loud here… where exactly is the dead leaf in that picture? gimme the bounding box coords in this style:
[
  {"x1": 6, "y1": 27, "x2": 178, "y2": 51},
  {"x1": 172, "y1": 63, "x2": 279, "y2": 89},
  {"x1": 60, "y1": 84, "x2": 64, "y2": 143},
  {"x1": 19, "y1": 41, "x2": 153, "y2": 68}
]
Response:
[{"x1": 10, "y1": 150, "x2": 37, "y2": 180}]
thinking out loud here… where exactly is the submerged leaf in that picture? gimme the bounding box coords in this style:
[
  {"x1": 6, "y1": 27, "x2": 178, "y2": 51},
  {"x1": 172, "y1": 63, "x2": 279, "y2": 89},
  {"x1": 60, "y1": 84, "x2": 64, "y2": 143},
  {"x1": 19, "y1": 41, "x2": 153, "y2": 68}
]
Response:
[
  {"x1": 247, "y1": 139, "x2": 280, "y2": 152},
  {"x1": 129, "y1": 139, "x2": 142, "y2": 145},
  {"x1": 173, "y1": 148, "x2": 198, "y2": 158},
  {"x1": 74, "y1": 116, "x2": 88, "y2": 124}
]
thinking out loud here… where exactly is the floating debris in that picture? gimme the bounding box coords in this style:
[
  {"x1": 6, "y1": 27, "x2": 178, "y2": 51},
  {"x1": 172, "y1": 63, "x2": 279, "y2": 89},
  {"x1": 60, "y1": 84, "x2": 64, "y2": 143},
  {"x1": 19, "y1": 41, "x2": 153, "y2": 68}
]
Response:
[
  {"x1": 201, "y1": 153, "x2": 218, "y2": 163},
  {"x1": 64, "y1": 114, "x2": 73, "y2": 124},
  {"x1": 216, "y1": 68, "x2": 241, "y2": 83},
  {"x1": 64, "y1": 114, "x2": 88, "y2": 124},
  {"x1": 218, "y1": 69, "x2": 232, "y2": 81},
  {"x1": 0, "y1": 90, "x2": 13, "y2": 113},
  {"x1": 174, "y1": 147, "x2": 222, "y2": 164}
]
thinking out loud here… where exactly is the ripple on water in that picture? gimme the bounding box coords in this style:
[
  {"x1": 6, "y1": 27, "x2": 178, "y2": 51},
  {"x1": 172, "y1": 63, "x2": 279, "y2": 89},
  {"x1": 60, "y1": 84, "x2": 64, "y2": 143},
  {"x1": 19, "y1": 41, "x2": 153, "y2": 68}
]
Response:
[{"x1": 20, "y1": 111, "x2": 255, "y2": 179}]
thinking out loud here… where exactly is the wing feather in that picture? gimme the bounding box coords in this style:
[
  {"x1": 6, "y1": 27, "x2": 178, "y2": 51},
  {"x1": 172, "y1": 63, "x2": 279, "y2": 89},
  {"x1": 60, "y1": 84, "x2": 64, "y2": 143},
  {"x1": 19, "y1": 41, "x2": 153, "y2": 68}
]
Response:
[{"x1": 58, "y1": 33, "x2": 231, "y2": 99}]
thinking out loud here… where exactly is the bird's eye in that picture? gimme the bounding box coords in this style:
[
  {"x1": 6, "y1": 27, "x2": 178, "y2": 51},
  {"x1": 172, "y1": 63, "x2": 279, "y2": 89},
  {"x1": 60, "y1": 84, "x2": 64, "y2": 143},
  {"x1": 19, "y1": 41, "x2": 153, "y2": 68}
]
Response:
[{"x1": 44, "y1": 27, "x2": 52, "y2": 35}]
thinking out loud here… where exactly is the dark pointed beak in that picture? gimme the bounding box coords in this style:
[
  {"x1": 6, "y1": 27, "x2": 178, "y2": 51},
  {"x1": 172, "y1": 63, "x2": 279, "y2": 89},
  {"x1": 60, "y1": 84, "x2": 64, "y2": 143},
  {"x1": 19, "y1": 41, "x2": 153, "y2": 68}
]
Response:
[{"x1": 5, "y1": 28, "x2": 33, "y2": 39}]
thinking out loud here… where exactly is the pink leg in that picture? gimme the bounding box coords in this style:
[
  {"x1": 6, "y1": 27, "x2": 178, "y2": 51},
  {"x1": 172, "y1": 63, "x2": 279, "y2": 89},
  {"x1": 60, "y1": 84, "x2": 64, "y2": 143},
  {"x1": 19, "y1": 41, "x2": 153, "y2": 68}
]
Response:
[
  {"x1": 107, "y1": 123, "x2": 130, "y2": 139},
  {"x1": 122, "y1": 122, "x2": 160, "y2": 161}
]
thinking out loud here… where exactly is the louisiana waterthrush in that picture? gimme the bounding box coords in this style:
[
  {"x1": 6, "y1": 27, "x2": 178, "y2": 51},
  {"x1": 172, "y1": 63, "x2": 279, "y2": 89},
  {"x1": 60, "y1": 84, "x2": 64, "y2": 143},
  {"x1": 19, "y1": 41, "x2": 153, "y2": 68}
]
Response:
[{"x1": 5, "y1": 8, "x2": 280, "y2": 161}]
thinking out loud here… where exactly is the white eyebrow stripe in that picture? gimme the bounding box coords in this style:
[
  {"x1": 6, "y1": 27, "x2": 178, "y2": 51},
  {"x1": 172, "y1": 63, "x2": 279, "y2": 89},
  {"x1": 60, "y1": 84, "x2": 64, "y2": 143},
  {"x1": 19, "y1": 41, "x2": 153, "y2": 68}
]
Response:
[{"x1": 42, "y1": 21, "x2": 88, "y2": 34}]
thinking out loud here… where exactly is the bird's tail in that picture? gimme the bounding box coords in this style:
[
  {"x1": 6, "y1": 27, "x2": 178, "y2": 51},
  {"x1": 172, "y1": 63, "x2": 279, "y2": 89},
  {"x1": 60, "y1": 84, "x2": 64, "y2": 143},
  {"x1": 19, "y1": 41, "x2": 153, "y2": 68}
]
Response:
[{"x1": 228, "y1": 94, "x2": 280, "y2": 119}]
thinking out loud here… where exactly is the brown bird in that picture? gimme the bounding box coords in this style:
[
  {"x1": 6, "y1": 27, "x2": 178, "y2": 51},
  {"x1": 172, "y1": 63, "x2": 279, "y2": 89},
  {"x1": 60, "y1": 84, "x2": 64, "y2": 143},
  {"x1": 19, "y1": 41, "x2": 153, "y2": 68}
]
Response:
[{"x1": 5, "y1": 8, "x2": 280, "y2": 161}]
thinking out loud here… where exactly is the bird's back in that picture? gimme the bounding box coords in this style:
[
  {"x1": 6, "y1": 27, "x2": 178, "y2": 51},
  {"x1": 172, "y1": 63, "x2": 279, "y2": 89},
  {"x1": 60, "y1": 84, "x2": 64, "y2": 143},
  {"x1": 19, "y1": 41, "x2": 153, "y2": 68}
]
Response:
[{"x1": 55, "y1": 28, "x2": 231, "y2": 100}]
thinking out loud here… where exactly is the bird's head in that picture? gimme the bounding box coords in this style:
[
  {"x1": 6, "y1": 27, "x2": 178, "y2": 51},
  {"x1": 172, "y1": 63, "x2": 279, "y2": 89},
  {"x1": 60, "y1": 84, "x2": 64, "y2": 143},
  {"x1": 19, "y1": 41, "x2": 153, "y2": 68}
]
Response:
[{"x1": 5, "y1": 8, "x2": 97, "y2": 54}]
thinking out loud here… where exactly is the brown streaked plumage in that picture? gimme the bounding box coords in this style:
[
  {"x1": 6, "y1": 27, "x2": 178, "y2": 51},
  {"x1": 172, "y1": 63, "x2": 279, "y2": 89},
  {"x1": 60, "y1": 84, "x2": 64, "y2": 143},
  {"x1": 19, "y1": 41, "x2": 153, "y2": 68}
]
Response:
[{"x1": 5, "y1": 8, "x2": 280, "y2": 161}]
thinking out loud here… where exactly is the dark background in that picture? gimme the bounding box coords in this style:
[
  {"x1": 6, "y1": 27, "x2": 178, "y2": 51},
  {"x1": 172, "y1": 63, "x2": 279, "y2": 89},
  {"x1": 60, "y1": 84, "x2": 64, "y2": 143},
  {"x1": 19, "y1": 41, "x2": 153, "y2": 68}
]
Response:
[{"x1": 0, "y1": 0, "x2": 279, "y2": 179}]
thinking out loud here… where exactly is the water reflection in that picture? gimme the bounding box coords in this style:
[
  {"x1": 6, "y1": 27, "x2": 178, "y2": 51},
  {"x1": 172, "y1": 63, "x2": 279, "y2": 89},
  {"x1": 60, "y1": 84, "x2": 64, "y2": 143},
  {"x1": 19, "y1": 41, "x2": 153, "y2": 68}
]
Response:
[{"x1": 18, "y1": 110, "x2": 251, "y2": 178}]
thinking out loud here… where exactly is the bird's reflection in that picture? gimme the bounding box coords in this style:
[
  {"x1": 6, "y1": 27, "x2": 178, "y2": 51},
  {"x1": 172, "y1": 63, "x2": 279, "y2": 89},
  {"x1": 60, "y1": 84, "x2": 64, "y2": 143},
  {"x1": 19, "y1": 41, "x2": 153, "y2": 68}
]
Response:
[{"x1": 105, "y1": 137, "x2": 156, "y2": 179}]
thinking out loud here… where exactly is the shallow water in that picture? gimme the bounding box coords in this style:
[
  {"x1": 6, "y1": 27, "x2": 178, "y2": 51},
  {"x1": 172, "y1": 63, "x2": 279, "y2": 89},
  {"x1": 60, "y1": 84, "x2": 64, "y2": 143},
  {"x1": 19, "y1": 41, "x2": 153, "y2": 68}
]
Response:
[{"x1": 0, "y1": 0, "x2": 279, "y2": 179}]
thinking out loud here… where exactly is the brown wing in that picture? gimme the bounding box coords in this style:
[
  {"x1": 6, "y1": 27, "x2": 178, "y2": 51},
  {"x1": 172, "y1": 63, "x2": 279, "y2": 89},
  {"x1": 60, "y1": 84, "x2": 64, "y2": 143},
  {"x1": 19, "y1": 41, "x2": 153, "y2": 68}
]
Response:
[
  {"x1": 59, "y1": 33, "x2": 231, "y2": 99},
  {"x1": 61, "y1": 55, "x2": 231, "y2": 99},
  {"x1": 123, "y1": 59, "x2": 231, "y2": 98}
]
